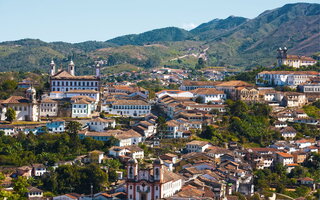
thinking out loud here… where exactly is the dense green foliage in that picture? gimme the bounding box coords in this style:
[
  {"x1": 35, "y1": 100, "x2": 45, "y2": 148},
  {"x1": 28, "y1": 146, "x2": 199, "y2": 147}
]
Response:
[
  {"x1": 0, "y1": 128, "x2": 113, "y2": 167},
  {"x1": 254, "y1": 153, "x2": 320, "y2": 198},
  {"x1": 42, "y1": 164, "x2": 107, "y2": 194},
  {"x1": 197, "y1": 100, "x2": 279, "y2": 147}
]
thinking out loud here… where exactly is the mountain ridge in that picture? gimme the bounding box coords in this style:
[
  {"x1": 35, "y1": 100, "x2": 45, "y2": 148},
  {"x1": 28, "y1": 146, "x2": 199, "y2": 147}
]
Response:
[{"x1": 0, "y1": 3, "x2": 319, "y2": 73}]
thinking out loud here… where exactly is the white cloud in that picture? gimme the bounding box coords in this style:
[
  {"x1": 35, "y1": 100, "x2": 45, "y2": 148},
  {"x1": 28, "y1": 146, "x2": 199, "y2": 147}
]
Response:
[{"x1": 182, "y1": 23, "x2": 197, "y2": 30}]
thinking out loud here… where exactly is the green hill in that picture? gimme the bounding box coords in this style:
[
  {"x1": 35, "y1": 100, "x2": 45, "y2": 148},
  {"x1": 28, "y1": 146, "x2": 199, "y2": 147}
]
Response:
[
  {"x1": 0, "y1": 3, "x2": 319, "y2": 73},
  {"x1": 107, "y1": 27, "x2": 192, "y2": 46}
]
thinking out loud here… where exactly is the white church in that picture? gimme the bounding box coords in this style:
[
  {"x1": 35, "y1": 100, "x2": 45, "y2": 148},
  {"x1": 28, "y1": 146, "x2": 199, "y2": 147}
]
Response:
[
  {"x1": 126, "y1": 158, "x2": 183, "y2": 200},
  {"x1": 49, "y1": 60, "x2": 101, "y2": 95},
  {"x1": 0, "y1": 87, "x2": 39, "y2": 121}
]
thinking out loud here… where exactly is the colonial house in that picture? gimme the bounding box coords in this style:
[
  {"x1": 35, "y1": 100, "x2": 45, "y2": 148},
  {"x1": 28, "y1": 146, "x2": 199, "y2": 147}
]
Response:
[
  {"x1": 0, "y1": 125, "x2": 15, "y2": 136},
  {"x1": 258, "y1": 89, "x2": 283, "y2": 103},
  {"x1": 126, "y1": 159, "x2": 183, "y2": 200},
  {"x1": 165, "y1": 119, "x2": 190, "y2": 138},
  {"x1": 107, "y1": 100, "x2": 151, "y2": 117},
  {"x1": 65, "y1": 89, "x2": 100, "y2": 102},
  {"x1": 84, "y1": 150, "x2": 104, "y2": 164},
  {"x1": 46, "y1": 119, "x2": 65, "y2": 133},
  {"x1": 191, "y1": 88, "x2": 226, "y2": 104},
  {"x1": 88, "y1": 117, "x2": 116, "y2": 132},
  {"x1": 78, "y1": 129, "x2": 143, "y2": 147},
  {"x1": 280, "y1": 126, "x2": 297, "y2": 139},
  {"x1": 179, "y1": 80, "x2": 218, "y2": 91},
  {"x1": 32, "y1": 164, "x2": 47, "y2": 177},
  {"x1": 40, "y1": 98, "x2": 58, "y2": 117},
  {"x1": 293, "y1": 117, "x2": 319, "y2": 125},
  {"x1": 276, "y1": 152, "x2": 294, "y2": 166},
  {"x1": 133, "y1": 120, "x2": 157, "y2": 138},
  {"x1": 0, "y1": 87, "x2": 39, "y2": 121},
  {"x1": 276, "y1": 47, "x2": 317, "y2": 68},
  {"x1": 185, "y1": 104, "x2": 227, "y2": 113},
  {"x1": 282, "y1": 92, "x2": 307, "y2": 107},
  {"x1": 214, "y1": 81, "x2": 253, "y2": 99},
  {"x1": 235, "y1": 87, "x2": 259, "y2": 102},
  {"x1": 109, "y1": 145, "x2": 144, "y2": 159},
  {"x1": 71, "y1": 98, "x2": 92, "y2": 118},
  {"x1": 186, "y1": 141, "x2": 212, "y2": 153},
  {"x1": 156, "y1": 90, "x2": 194, "y2": 99},
  {"x1": 256, "y1": 71, "x2": 319, "y2": 87},
  {"x1": 298, "y1": 83, "x2": 320, "y2": 93},
  {"x1": 49, "y1": 60, "x2": 101, "y2": 93},
  {"x1": 27, "y1": 186, "x2": 43, "y2": 199}
]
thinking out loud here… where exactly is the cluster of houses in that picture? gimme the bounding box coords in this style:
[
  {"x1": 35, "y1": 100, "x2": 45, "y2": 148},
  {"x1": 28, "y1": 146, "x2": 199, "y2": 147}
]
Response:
[{"x1": 0, "y1": 49, "x2": 319, "y2": 199}]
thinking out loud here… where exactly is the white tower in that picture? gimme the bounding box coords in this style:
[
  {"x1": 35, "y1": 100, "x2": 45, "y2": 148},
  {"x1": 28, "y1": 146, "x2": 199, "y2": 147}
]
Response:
[
  {"x1": 127, "y1": 158, "x2": 138, "y2": 180},
  {"x1": 50, "y1": 60, "x2": 56, "y2": 76},
  {"x1": 68, "y1": 60, "x2": 75, "y2": 76},
  {"x1": 153, "y1": 158, "x2": 164, "y2": 182},
  {"x1": 26, "y1": 87, "x2": 36, "y2": 103},
  {"x1": 96, "y1": 63, "x2": 101, "y2": 78}
]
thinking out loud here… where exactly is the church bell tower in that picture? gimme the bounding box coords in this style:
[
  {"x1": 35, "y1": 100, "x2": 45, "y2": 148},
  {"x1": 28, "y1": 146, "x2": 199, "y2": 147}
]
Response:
[{"x1": 68, "y1": 60, "x2": 75, "y2": 76}]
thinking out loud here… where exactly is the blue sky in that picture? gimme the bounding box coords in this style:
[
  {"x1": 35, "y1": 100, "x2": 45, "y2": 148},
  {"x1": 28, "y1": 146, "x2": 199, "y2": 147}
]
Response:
[{"x1": 0, "y1": 0, "x2": 318, "y2": 43}]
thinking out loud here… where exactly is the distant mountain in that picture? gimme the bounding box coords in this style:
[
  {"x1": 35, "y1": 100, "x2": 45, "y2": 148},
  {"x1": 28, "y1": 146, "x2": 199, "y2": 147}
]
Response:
[
  {"x1": 201, "y1": 3, "x2": 320, "y2": 66},
  {"x1": 0, "y1": 3, "x2": 319, "y2": 73},
  {"x1": 190, "y1": 16, "x2": 248, "y2": 40},
  {"x1": 107, "y1": 27, "x2": 192, "y2": 46}
]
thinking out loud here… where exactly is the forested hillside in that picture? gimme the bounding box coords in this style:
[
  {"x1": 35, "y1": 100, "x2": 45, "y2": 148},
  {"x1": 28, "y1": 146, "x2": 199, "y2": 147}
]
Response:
[{"x1": 0, "y1": 3, "x2": 319, "y2": 73}]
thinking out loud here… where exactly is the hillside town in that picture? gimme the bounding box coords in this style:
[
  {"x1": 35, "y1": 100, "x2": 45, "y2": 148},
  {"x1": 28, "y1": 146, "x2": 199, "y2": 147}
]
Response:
[{"x1": 0, "y1": 47, "x2": 319, "y2": 200}]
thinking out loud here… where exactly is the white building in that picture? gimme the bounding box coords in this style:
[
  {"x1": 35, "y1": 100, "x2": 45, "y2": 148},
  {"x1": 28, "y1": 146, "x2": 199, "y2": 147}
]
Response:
[
  {"x1": 32, "y1": 164, "x2": 47, "y2": 177},
  {"x1": 40, "y1": 98, "x2": 58, "y2": 117},
  {"x1": 277, "y1": 47, "x2": 317, "y2": 68},
  {"x1": 27, "y1": 186, "x2": 43, "y2": 199},
  {"x1": 88, "y1": 117, "x2": 116, "y2": 132},
  {"x1": 109, "y1": 145, "x2": 144, "y2": 159},
  {"x1": 256, "y1": 71, "x2": 319, "y2": 87},
  {"x1": 179, "y1": 80, "x2": 218, "y2": 91},
  {"x1": 71, "y1": 99, "x2": 92, "y2": 118},
  {"x1": 108, "y1": 100, "x2": 151, "y2": 117},
  {"x1": 276, "y1": 152, "x2": 294, "y2": 166},
  {"x1": 78, "y1": 129, "x2": 143, "y2": 147},
  {"x1": 126, "y1": 159, "x2": 183, "y2": 200},
  {"x1": 0, "y1": 87, "x2": 39, "y2": 121},
  {"x1": 282, "y1": 92, "x2": 307, "y2": 107},
  {"x1": 50, "y1": 60, "x2": 100, "y2": 93},
  {"x1": 46, "y1": 120, "x2": 65, "y2": 133},
  {"x1": 191, "y1": 88, "x2": 226, "y2": 104},
  {"x1": 186, "y1": 141, "x2": 212, "y2": 153},
  {"x1": 280, "y1": 126, "x2": 297, "y2": 139},
  {"x1": 156, "y1": 90, "x2": 194, "y2": 99},
  {"x1": 133, "y1": 120, "x2": 157, "y2": 138},
  {"x1": 298, "y1": 83, "x2": 320, "y2": 93},
  {"x1": 65, "y1": 89, "x2": 100, "y2": 102}
]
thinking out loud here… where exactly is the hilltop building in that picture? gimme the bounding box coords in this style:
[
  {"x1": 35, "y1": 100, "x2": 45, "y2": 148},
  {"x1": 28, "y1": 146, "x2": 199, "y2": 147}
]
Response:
[{"x1": 277, "y1": 47, "x2": 317, "y2": 68}]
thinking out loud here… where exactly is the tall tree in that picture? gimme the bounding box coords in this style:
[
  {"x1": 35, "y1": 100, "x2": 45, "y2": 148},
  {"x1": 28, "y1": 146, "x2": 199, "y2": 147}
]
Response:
[{"x1": 5, "y1": 108, "x2": 16, "y2": 122}]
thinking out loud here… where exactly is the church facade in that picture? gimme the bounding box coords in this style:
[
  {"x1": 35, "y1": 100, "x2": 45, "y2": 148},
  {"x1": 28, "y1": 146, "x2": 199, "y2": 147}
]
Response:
[
  {"x1": 0, "y1": 87, "x2": 39, "y2": 121},
  {"x1": 126, "y1": 159, "x2": 183, "y2": 200},
  {"x1": 49, "y1": 60, "x2": 101, "y2": 93},
  {"x1": 277, "y1": 47, "x2": 317, "y2": 68}
]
